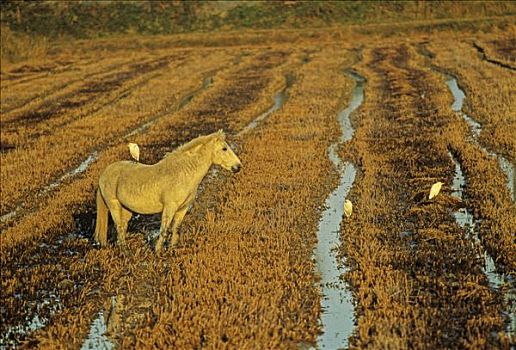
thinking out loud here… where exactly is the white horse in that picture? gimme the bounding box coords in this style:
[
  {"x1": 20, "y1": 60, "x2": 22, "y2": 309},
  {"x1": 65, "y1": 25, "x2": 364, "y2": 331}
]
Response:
[{"x1": 94, "y1": 130, "x2": 242, "y2": 253}]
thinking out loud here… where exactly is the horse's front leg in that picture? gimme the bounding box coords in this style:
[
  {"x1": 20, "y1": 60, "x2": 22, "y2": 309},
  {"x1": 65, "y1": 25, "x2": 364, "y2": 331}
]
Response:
[
  {"x1": 155, "y1": 205, "x2": 177, "y2": 253},
  {"x1": 170, "y1": 206, "x2": 189, "y2": 248}
]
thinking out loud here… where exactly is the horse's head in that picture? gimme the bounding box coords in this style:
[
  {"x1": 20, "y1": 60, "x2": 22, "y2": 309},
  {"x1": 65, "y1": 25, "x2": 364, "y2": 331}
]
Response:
[{"x1": 210, "y1": 130, "x2": 242, "y2": 173}]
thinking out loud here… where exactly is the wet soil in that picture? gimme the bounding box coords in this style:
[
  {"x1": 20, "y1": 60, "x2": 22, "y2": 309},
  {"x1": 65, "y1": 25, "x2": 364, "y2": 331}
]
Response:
[
  {"x1": 343, "y1": 44, "x2": 507, "y2": 348},
  {"x1": 0, "y1": 52, "x2": 296, "y2": 348}
]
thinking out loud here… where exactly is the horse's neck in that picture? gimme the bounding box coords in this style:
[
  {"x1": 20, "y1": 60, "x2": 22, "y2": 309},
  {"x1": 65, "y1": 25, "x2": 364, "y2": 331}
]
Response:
[{"x1": 160, "y1": 147, "x2": 213, "y2": 185}]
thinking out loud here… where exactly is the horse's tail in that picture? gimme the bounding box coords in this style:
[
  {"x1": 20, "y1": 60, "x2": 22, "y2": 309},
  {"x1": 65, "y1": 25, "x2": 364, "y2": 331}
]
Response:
[{"x1": 94, "y1": 189, "x2": 109, "y2": 246}]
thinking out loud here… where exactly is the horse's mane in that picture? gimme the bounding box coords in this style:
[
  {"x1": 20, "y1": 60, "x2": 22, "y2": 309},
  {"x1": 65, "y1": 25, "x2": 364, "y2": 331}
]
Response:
[{"x1": 164, "y1": 130, "x2": 226, "y2": 160}]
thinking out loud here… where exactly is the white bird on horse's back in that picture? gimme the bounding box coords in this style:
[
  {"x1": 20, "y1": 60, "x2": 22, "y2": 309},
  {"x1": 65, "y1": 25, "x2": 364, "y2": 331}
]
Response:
[
  {"x1": 128, "y1": 143, "x2": 140, "y2": 162},
  {"x1": 94, "y1": 130, "x2": 242, "y2": 253}
]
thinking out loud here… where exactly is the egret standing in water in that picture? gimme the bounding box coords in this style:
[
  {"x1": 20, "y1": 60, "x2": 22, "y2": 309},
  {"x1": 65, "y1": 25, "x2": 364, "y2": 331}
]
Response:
[
  {"x1": 344, "y1": 199, "x2": 353, "y2": 218},
  {"x1": 128, "y1": 143, "x2": 140, "y2": 162},
  {"x1": 429, "y1": 181, "x2": 444, "y2": 200}
]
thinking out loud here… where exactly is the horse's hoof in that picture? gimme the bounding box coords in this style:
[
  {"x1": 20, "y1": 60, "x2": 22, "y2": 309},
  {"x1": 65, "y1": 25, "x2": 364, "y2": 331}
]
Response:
[
  {"x1": 117, "y1": 242, "x2": 129, "y2": 254},
  {"x1": 94, "y1": 242, "x2": 109, "y2": 249},
  {"x1": 154, "y1": 241, "x2": 164, "y2": 255}
]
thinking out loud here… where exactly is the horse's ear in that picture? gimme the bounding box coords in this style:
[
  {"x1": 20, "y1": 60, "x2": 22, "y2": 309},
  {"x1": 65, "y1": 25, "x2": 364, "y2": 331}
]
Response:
[{"x1": 216, "y1": 129, "x2": 226, "y2": 140}]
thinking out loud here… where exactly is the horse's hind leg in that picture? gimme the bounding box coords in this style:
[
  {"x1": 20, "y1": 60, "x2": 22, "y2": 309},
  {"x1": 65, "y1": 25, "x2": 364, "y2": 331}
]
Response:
[
  {"x1": 155, "y1": 205, "x2": 177, "y2": 253},
  {"x1": 106, "y1": 199, "x2": 132, "y2": 247},
  {"x1": 118, "y1": 207, "x2": 132, "y2": 246},
  {"x1": 170, "y1": 206, "x2": 189, "y2": 248}
]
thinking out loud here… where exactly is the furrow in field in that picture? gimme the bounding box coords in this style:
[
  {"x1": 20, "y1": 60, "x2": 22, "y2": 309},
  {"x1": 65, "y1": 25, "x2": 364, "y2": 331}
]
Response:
[
  {"x1": 472, "y1": 39, "x2": 516, "y2": 71},
  {"x1": 0, "y1": 54, "x2": 153, "y2": 116},
  {"x1": 340, "y1": 44, "x2": 508, "y2": 349},
  {"x1": 447, "y1": 150, "x2": 516, "y2": 339},
  {"x1": 397, "y1": 45, "x2": 513, "y2": 345},
  {"x1": 0, "y1": 48, "x2": 305, "y2": 348},
  {"x1": 1, "y1": 56, "x2": 91, "y2": 83},
  {"x1": 441, "y1": 74, "x2": 514, "y2": 201},
  {"x1": 425, "y1": 40, "x2": 516, "y2": 162},
  {"x1": 64, "y1": 46, "x2": 352, "y2": 350},
  {"x1": 420, "y1": 41, "x2": 516, "y2": 271},
  {"x1": 416, "y1": 41, "x2": 514, "y2": 203},
  {"x1": 1, "y1": 56, "x2": 98, "y2": 87},
  {"x1": 1, "y1": 53, "x2": 184, "y2": 132},
  {"x1": 1, "y1": 56, "x2": 187, "y2": 150},
  {"x1": 314, "y1": 68, "x2": 364, "y2": 349},
  {"x1": 0, "y1": 50, "x2": 233, "y2": 218}
]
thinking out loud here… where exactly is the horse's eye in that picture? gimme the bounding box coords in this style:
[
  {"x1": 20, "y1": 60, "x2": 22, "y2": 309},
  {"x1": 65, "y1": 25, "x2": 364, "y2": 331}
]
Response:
[{"x1": 223, "y1": 147, "x2": 228, "y2": 151}]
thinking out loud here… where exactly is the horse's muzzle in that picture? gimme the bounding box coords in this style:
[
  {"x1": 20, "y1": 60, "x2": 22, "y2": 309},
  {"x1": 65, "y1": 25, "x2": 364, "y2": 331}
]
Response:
[{"x1": 231, "y1": 164, "x2": 241, "y2": 173}]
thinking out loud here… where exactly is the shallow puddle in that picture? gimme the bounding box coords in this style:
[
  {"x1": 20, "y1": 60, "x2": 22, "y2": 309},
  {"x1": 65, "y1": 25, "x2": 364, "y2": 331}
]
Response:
[
  {"x1": 314, "y1": 70, "x2": 365, "y2": 349},
  {"x1": 80, "y1": 297, "x2": 116, "y2": 350},
  {"x1": 445, "y1": 75, "x2": 515, "y2": 201},
  {"x1": 0, "y1": 294, "x2": 62, "y2": 348}
]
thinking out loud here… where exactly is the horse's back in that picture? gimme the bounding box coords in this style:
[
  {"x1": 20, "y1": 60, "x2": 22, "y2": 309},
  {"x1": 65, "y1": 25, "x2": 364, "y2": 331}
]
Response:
[
  {"x1": 101, "y1": 161, "x2": 164, "y2": 214},
  {"x1": 99, "y1": 161, "x2": 139, "y2": 198}
]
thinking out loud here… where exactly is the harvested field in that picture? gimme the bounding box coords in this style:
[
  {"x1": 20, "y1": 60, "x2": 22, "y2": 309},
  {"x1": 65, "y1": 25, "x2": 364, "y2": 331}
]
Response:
[
  {"x1": 1, "y1": 26, "x2": 515, "y2": 349},
  {"x1": 339, "y1": 41, "x2": 514, "y2": 349}
]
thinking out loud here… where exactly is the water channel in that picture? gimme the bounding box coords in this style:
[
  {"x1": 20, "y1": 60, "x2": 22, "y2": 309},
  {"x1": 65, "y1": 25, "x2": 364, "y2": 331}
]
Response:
[{"x1": 314, "y1": 70, "x2": 365, "y2": 349}]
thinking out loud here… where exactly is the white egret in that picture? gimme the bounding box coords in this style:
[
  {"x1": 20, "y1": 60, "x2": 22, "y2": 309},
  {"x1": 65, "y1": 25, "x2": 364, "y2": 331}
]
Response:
[
  {"x1": 344, "y1": 199, "x2": 353, "y2": 218},
  {"x1": 429, "y1": 181, "x2": 443, "y2": 200},
  {"x1": 128, "y1": 143, "x2": 140, "y2": 162}
]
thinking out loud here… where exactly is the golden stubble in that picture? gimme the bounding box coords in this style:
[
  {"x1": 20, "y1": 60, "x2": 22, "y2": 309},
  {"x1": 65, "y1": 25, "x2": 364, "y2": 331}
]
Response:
[{"x1": 339, "y1": 40, "x2": 512, "y2": 349}]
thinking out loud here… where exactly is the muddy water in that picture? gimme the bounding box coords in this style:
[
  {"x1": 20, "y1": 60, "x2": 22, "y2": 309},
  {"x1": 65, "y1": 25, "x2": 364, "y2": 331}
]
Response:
[
  {"x1": 314, "y1": 71, "x2": 364, "y2": 349},
  {"x1": 449, "y1": 152, "x2": 516, "y2": 337},
  {"x1": 445, "y1": 76, "x2": 515, "y2": 201}
]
